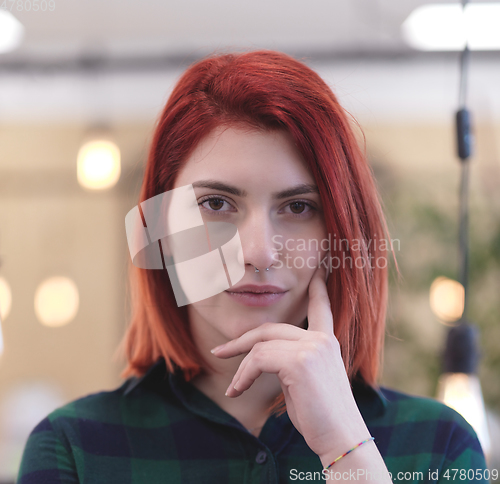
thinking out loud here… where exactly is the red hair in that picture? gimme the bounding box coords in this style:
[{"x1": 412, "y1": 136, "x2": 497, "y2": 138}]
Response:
[{"x1": 116, "y1": 50, "x2": 391, "y2": 415}]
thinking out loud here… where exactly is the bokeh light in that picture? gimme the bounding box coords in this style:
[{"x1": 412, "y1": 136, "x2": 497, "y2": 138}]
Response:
[
  {"x1": 429, "y1": 276, "x2": 465, "y2": 322},
  {"x1": 0, "y1": 276, "x2": 12, "y2": 322},
  {"x1": 402, "y1": 3, "x2": 500, "y2": 51},
  {"x1": 34, "y1": 277, "x2": 79, "y2": 327},
  {"x1": 0, "y1": 11, "x2": 24, "y2": 54},
  {"x1": 77, "y1": 139, "x2": 121, "y2": 190}
]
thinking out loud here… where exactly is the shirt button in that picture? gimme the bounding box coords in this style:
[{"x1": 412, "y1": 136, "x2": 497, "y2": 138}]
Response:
[{"x1": 255, "y1": 450, "x2": 267, "y2": 464}]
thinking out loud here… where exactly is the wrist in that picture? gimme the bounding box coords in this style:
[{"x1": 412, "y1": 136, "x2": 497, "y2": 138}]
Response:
[{"x1": 319, "y1": 434, "x2": 374, "y2": 470}]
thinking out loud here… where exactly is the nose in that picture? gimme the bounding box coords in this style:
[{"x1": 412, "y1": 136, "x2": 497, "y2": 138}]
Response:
[{"x1": 238, "y1": 210, "x2": 280, "y2": 273}]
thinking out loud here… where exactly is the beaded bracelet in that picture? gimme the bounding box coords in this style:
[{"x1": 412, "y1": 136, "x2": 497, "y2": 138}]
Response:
[{"x1": 324, "y1": 437, "x2": 375, "y2": 470}]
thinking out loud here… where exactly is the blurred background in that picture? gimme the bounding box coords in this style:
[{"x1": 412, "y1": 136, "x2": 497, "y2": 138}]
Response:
[{"x1": 0, "y1": 0, "x2": 499, "y2": 481}]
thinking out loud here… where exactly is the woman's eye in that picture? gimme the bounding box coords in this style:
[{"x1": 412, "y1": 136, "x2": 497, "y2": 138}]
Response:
[
  {"x1": 283, "y1": 201, "x2": 316, "y2": 217},
  {"x1": 198, "y1": 197, "x2": 234, "y2": 214},
  {"x1": 289, "y1": 202, "x2": 307, "y2": 214},
  {"x1": 207, "y1": 199, "x2": 224, "y2": 211}
]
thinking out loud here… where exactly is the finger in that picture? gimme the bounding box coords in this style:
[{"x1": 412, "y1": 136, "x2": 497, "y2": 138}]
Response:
[
  {"x1": 211, "y1": 321, "x2": 305, "y2": 357},
  {"x1": 225, "y1": 348, "x2": 254, "y2": 396},
  {"x1": 226, "y1": 340, "x2": 296, "y2": 397},
  {"x1": 306, "y1": 259, "x2": 334, "y2": 335}
]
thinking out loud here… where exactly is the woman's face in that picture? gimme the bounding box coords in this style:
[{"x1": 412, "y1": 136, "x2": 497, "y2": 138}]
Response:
[{"x1": 173, "y1": 125, "x2": 328, "y2": 347}]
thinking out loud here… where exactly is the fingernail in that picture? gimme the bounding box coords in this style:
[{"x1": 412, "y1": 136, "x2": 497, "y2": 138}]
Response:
[{"x1": 210, "y1": 344, "x2": 225, "y2": 354}]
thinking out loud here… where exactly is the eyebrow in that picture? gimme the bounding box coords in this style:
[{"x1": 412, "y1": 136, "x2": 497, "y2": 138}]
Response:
[{"x1": 191, "y1": 180, "x2": 319, "y2": 199}]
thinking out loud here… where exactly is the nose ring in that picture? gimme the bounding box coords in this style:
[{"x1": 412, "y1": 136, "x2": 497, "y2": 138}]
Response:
[{"x1": 254, "y1": 266, "x2": 270, "y2": 273}]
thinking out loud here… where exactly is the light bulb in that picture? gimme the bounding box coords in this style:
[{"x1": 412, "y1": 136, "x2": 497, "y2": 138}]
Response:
[
  {"x1": 437, "y1": 373, "x2": 491, "y2": 460},
  {"x1": 0, "y1": 11, "x2": 24, "y2": 53},
  {"x1": 77, "y1": 139, "x2": 121, "y2": 190},
  {"x1": 0, "y1": 276, "x2": 12, "y2": 321},
  {"x1": 34, "y1": 277, "x2": 79, "y2": 327},
  {"x1": 402, "y1": 3, "x2": 500, "y2": 51},
  {"x1": 430, "y1": 277, "x2": 464, "y2": 323}
]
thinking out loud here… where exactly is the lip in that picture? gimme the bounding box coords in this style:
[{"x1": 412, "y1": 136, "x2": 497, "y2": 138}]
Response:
[
  {"x1": 227, "y1": 284, "x2": 286, "y2": 293},
  {"x1": 224, "y1": 284, "x2": 288, "y2": 307}
]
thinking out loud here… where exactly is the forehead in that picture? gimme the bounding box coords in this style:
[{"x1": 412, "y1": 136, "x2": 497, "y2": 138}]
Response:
[{"x1": 174, "y1": 126, "x2": 315, "y2": 190}]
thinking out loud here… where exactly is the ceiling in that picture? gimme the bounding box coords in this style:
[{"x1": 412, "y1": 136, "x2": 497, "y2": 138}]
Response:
[
  {"x1": 1, "y1": 0, "x2": 499, "y2": 124},
  {"x1": 0, "y1": 0, "x2": 467, "y2": 66}
]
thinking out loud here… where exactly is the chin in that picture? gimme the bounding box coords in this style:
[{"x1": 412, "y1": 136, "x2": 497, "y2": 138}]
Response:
[
  {"x1": 188, "y1": 289, "x2": 307, "y2": 342},
  {"x1": 222, "y1": 310, "x2": 273, "y2": 335}
]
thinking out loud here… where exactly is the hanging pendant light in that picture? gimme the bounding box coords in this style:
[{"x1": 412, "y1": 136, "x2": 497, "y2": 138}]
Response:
[{"x1": 435, "y1": 0, "x2": 491, "y2": 463}]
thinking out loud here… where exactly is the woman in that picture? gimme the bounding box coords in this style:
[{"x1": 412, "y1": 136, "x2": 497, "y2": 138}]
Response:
[{"x1": 18, "y1": 50, "x2": 488, "y2": 483}]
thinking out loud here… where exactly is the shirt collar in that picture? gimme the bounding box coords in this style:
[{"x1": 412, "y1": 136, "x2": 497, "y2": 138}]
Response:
[
  {"x1": 124, "y1": 357, "x2": 296, "y2": 455},
  {"x1": 123, "y1": 356, "x2": 388, "y2": 421}
]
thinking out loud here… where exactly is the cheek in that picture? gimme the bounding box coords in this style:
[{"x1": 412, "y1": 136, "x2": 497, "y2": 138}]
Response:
[
  {"x1": 284, "y1": 245, "x2": 326, "y2": 273},
  {"x1": 293, "y1": 263, "x2": 317, "y2": 302}
]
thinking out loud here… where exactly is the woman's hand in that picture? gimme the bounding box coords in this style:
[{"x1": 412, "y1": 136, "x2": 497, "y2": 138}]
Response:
[{"x1": 210, "y1": 264, "x2": 371, "y2": 464}]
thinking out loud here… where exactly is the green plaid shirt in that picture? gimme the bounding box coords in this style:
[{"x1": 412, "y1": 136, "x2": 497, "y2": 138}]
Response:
[{"x1": 17, "y1": 356, "x2": 488, "y2": 483}]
